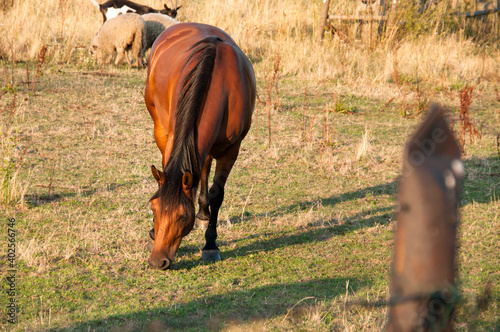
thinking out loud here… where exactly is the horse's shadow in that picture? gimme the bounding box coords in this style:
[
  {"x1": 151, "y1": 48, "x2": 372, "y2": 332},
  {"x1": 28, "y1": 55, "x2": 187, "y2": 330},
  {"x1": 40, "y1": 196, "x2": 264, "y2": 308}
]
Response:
[
  {"x1": 172, "y1": 180, "x2": 398, "y2": 270},
  {"x1": 58, "y1": 276, "x2": 369, "y2": 331}
]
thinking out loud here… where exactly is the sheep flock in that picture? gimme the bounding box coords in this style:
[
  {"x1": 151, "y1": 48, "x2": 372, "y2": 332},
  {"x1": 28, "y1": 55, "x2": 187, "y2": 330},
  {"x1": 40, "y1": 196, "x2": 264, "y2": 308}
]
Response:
[{"x1": 89, "y1": 3, "x2": 179, "y2": 68}]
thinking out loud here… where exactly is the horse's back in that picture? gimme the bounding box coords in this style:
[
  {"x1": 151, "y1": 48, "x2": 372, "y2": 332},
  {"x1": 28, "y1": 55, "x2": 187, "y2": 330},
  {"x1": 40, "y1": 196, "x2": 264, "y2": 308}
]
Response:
[
  {"x1": 154, "y1": 22, "x2": 236, "y2": 50},
  {"x1": 148, "y1": 23, "x2": 237, "y2": 74},
  {"x1": 146, "y1": 23, "x2": 256, "y2": 159}
]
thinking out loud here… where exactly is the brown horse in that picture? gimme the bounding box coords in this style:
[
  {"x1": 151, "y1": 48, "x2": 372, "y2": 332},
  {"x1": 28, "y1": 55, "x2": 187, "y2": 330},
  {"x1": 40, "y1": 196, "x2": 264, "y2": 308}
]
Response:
[{"x1": 144, "y1": 23, "x2": 256, "y2": 270}]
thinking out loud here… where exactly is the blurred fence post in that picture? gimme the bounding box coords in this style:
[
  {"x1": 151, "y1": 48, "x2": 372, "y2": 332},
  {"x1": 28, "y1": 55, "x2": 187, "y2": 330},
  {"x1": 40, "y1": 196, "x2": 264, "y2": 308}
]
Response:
[{"x1": 386, "y1": 105, "x2": 463, "y2": 332}]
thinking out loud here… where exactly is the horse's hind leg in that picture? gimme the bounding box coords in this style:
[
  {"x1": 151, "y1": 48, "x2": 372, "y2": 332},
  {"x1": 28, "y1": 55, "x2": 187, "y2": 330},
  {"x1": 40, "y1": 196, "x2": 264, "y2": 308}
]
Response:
[
  {"x1": 196, "y1": 156, "x2": 212, "y2": 229},
  {"x1": 202, "y1": 145, "x2": 240, "y2": 262}
]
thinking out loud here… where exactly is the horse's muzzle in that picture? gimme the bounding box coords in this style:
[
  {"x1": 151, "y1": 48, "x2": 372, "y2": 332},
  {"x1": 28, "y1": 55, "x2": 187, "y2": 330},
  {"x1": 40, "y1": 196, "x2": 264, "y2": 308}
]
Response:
[{"x1": 148, "y1": 256, "x2": 172, "y2": 270}]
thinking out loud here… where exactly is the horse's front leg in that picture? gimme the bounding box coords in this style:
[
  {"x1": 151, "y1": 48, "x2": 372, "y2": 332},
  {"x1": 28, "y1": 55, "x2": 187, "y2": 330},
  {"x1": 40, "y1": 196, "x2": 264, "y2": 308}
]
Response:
[
  {"x1": 201, "y1": 146, "x2": 240, "y2": 262},
  {"x1": 196, "y1": 156, "x2": 212, "y2": 229}
]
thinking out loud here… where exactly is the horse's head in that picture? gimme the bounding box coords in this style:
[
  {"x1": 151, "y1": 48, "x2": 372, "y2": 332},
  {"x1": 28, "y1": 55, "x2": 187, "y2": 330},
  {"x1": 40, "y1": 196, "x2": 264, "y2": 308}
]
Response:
[{"x1": 148, "y1": 165, "x2": 195, "y2": 270}]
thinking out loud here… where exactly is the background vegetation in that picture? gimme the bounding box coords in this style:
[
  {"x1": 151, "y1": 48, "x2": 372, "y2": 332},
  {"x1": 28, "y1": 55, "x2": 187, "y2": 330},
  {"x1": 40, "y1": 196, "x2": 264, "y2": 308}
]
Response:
[{"x1": 1, "y1": 0, "x2": 499, "y2": 330}]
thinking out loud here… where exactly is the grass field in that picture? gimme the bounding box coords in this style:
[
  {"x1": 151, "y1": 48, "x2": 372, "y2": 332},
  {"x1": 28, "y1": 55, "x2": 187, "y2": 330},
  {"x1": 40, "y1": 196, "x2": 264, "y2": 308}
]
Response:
[{"x1": 1, "y1": 0, "x2": 500, "y2": 331}]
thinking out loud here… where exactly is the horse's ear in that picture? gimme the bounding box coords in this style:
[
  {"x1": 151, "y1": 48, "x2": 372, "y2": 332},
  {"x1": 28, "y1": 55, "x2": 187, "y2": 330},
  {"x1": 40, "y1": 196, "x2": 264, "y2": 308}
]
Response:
[
  {"x1": 182, "y1": 171, "x2": 193, "y2": 192},
  {"x1": 151, "y1": 165, "x2": 165, "y2": 185}
]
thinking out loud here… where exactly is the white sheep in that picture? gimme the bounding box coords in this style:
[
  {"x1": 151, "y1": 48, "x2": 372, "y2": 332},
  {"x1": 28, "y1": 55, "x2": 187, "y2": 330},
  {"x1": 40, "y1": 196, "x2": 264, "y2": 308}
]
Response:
[
  {"x1": 90, "y1": 13, "x2": 146, "y2": 68},
  {"x1": 142, "y1": 13, "x2": 178, "y2": 51}
]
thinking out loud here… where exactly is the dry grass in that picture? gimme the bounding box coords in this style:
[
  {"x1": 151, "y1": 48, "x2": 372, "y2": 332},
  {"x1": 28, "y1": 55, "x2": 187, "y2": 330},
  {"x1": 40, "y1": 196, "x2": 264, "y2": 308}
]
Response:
[
  {"x1": 356, "y1": 126, "x2": 371, "y2": 161},
  {"x1": 0, "y1": 90, "x2": 31, "y2": 206},
  {"x1": 458, "y1": 85, "x2": 482, "y2": 153},
  {"x1": 1, "y1": 0, "x2": 499, "y2": 90}
]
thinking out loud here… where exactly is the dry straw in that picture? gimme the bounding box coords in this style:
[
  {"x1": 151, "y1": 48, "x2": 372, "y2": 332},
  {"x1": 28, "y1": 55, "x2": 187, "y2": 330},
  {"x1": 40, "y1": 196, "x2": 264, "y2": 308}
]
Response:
[
  {"x1": 0, "y1": 0, "x2": 497, "y2": 89},
  {"x1": 458, "y1": 85, "x2": 481, "y2": 153}
]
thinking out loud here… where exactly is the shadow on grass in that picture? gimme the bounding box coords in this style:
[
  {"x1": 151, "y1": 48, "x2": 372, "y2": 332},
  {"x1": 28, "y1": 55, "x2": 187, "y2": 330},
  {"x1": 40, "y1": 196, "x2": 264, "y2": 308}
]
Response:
[
  {"x1": 248, "y1": 180, "x2": 397, "y2": 221},
  {"x1": 461, "y1": 156, "x2": 500, "y2": 205},
  {"x1": 57, "y1": 276, "x2": 367, "y2": 331},
  {"x1": 221, "y1": 180, "x2": 398, "y2": 227},
  {"x1": 26, "y1": 181, "x2": 135, "y2": 206},
  {"x1": 171, "y1": 181, "x2": 397, "y2": 270},
  {"x1": 218, "y1": 206, "x2": 393, "y2": 262},
  {"x1": 172, "y1": 203, "x2": 393, "y2": 271}
]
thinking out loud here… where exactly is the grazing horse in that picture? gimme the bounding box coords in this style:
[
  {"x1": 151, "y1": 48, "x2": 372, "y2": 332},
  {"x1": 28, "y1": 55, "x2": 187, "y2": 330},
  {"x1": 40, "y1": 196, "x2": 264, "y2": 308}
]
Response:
[{"x1": 144, "y1": 23, "x2": 256, "y2": 270}]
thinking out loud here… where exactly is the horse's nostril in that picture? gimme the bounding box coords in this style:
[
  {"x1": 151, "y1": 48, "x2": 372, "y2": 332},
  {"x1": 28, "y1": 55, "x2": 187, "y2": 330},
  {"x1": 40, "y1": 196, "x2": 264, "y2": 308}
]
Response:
[
  {"x1": 148, "y1": 257, "x2": 171, "y2": 270},
  {"x1": 159, "y1": 259, "x2": 170, "y2": 270}
]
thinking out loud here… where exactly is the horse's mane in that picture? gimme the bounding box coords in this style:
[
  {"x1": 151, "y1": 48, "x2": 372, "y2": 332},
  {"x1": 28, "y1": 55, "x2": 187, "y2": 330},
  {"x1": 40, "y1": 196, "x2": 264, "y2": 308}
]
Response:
[{"x1": 152, "y1": 36, "x2": 222, "y2": 212}]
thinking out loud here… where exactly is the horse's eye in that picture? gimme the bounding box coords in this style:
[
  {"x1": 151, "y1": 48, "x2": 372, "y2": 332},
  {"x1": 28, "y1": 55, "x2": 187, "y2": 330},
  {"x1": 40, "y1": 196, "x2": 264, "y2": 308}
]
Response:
[{"x1": 177, "y1": 215, "x2": 187, "y2": 223}]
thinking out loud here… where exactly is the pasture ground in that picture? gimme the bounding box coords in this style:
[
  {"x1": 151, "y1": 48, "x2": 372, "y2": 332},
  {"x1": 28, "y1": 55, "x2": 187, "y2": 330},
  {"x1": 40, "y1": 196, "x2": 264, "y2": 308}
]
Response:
[
  {"x1": 1, "y1": 1, "x2": 500, "y2": 329},
  {"x1": 0, "y1": 61, "x2": 498, "y2": 331}
]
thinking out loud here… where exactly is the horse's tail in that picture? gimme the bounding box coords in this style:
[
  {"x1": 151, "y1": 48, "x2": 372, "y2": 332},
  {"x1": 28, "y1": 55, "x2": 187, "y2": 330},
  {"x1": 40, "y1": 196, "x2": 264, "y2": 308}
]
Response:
[{"x1": 170, "y1": 36, "x2": 222, "y2": 187}]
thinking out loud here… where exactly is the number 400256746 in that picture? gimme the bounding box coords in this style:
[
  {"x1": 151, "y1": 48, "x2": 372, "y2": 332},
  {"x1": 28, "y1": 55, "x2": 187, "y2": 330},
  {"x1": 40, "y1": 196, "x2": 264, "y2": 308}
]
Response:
[{"x1": 7, "y1": 218, "x2": 16, "y2": 268}]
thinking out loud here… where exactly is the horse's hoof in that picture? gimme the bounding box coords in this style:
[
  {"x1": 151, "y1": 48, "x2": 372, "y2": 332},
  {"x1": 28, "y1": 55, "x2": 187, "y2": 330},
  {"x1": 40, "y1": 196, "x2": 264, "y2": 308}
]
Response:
[
  {"x1": 147, "y1": 237, "x2": 154, "y2": 253},
  {"x1": 196, "y1": 217, "x2": 209, "y2": 230},
  {"x1": 201, "y1": 249, "x2": 221, "y2": 262}
]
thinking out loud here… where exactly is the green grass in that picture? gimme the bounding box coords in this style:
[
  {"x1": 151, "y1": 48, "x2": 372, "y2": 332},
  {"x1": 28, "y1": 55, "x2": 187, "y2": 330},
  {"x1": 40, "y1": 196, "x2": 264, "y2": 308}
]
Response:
[{"x1": 0, "y1": 62, "x2": 499, "y2": 331}]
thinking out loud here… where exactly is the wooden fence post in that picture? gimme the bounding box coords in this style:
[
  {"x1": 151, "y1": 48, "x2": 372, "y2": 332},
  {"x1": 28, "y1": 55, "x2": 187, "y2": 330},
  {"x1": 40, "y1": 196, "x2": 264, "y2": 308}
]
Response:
[
  {"x1": 317, "y1": 0, "x2": 331, "y2": 42},
  {"x1": 386, "y1": 105, "x2": 463, "y2": 332}
]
